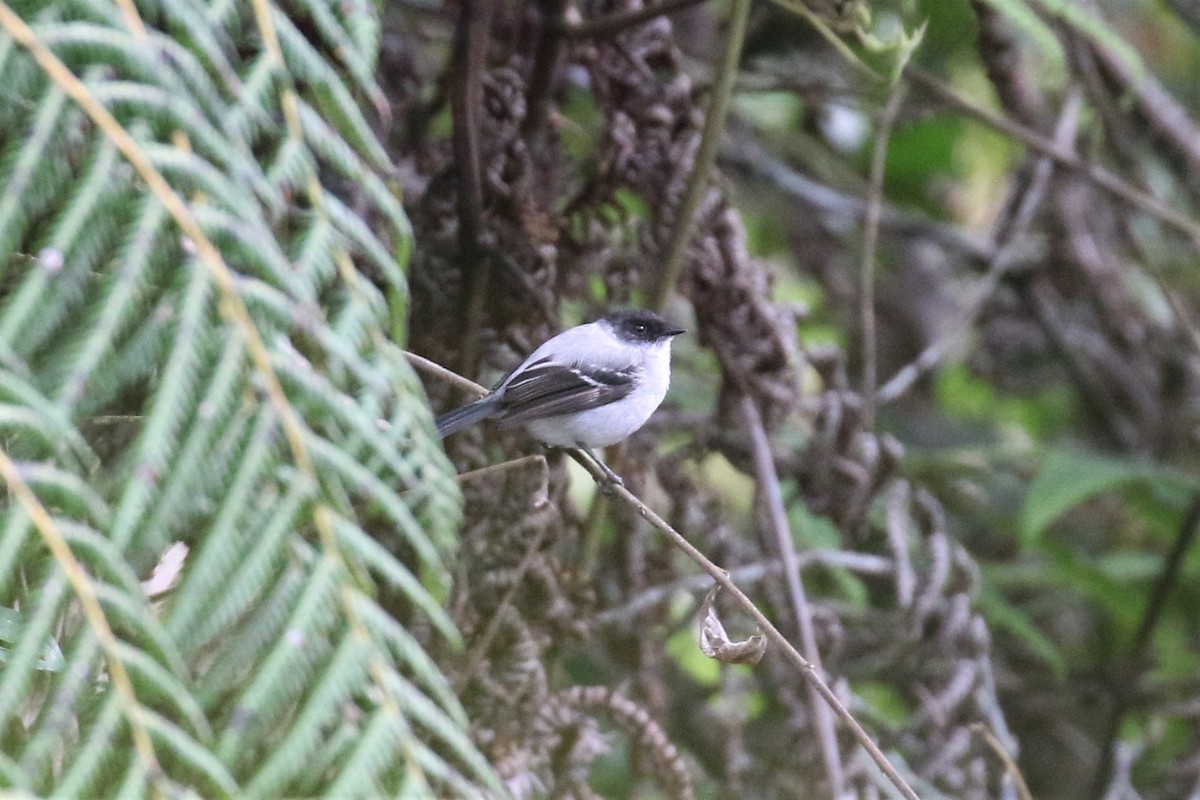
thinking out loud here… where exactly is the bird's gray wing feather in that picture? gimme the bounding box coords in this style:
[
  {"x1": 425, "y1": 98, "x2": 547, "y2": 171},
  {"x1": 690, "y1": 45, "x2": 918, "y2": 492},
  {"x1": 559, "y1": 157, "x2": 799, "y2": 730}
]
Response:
[{"x1": 497, "y1": 357, "x2": 637, "y2": 425}]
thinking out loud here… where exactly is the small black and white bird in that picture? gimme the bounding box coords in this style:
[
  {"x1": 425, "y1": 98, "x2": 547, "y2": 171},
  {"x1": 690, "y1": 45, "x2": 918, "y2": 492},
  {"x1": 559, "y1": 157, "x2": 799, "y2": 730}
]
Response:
[{"x1": 436, "y1": 310, "x2": 685, "y2": 451}]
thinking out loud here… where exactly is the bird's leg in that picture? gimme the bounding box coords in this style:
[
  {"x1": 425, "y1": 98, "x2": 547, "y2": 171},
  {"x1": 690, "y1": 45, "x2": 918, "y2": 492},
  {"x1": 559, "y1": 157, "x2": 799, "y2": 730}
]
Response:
[{"x1": 579, "y1": 445, "x2": 625, "y2": 491}]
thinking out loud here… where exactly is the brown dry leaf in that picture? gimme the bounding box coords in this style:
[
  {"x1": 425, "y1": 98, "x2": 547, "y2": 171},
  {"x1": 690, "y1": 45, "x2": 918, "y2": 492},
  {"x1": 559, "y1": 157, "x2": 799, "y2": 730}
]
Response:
[{"x1": 698, "y1": 585, "x2": 767, "y2": 665}]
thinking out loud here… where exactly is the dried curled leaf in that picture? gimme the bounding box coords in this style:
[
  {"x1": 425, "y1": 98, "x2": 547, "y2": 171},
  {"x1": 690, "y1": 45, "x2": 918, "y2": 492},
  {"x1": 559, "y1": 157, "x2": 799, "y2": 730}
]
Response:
[{"x1": 698, "y1": 585, "x2": 767, "y2": 665}]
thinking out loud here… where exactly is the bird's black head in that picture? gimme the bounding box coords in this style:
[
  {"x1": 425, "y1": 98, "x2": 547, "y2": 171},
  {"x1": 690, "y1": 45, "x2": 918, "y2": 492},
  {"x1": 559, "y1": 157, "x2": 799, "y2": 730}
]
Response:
[{"x1": 602, "y1": 309, "x2": 686, "y2": 344}]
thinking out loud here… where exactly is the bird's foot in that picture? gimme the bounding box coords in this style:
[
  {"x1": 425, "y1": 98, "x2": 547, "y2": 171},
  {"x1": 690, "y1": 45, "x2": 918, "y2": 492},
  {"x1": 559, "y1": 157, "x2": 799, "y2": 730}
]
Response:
[
  {"x1": 580, "y1": 445, "x2": 625, "y2": 493},
  {"x1": 598, "y1": 464, "x2": 625, "y2": 495}
]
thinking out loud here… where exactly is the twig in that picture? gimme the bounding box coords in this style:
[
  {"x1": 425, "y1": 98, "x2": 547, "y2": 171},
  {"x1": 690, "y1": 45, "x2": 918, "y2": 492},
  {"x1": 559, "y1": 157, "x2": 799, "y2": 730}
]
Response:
[
  {"x1": 1090, "y1": 492, "x2": 1200, "y2": 797},
  {"x1": 1025, "y1": 278, "x2": 1140, "y2": 450},
  {"x1": 455, "y1": 455, "x2": 548, "y2": 485},
  {"x1": 406, "y1": 350, "x2": 491, "y2": 397},
  {"x1": 649, "y1": 0, "x2": 751, "y2": 310},
  {"x1": 1130, "y1": 493, "x2": 1200, "y2": 657},
  {"x1": 414, "y1": 352, "x2": 922, "y2": 800},
  {"x1": 740, "y1": 396, "x2": 844, "y2": 796},
  {"x1": 764, "y1": 0, "x2": 882, "y2": 81},
  {"x1": 971, "y1": 723, "x2": 1033, "y2": 800},
  {"x1": 860, "y1": 82, "x2": 906, "y2": 428},
  {"x1": 905, "y1": 66, "x2": 1200, "y2": 251},
  {"x1": 559, "y1": 0, "x2": 708, "y2": 40}
]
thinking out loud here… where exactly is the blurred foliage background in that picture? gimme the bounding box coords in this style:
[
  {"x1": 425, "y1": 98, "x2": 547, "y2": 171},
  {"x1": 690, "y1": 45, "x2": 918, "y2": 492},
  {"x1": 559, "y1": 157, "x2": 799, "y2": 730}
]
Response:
[{"x1": 1, "y1": 0, "x2": 1199, "y2": 798}]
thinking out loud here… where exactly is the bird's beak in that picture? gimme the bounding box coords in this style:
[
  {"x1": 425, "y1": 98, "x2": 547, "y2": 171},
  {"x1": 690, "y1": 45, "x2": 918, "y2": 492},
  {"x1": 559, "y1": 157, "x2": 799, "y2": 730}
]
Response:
[{"x1": 665, "y1": 326, "x2": 686, "y2": 337}]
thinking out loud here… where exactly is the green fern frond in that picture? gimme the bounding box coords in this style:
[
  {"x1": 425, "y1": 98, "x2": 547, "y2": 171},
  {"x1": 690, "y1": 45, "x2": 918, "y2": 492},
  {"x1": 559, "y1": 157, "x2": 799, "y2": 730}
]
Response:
[
  {"x1": 139, "y1": 708, "x2": 240, "y2": 795},
  {"x1": 287, "y1": 0, "x2": 385, "y2": 111},
  {"x1": 50, "y1": 695, "x2": 122, "y2": 796},
  {"x1": 0, "y1": 0, "x2": 488, "y2": 796},
  {"x1": 186, "y1": 477, "x2": 308, "y2": 648},
  {"x1": 241, "y1": 633, "x2": 372, "y2": 794}
]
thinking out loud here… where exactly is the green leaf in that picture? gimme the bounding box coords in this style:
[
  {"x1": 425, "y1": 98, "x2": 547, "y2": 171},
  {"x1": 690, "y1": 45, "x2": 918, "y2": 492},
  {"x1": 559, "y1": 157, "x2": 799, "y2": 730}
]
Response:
[{"x1": 1020, "y1": 450, "x2": 1193, "y2": 549}]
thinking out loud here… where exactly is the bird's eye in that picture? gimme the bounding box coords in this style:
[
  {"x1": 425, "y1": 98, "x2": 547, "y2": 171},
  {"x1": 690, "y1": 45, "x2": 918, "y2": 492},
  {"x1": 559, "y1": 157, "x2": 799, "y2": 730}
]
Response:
[{"x1": 634, "y1": 323, "x2": 646, "y2": 333}]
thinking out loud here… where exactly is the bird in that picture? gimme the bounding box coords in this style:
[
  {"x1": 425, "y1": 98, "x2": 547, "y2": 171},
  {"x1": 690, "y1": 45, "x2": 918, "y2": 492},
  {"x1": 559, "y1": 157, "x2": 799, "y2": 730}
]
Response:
[{"x1": 435, "y1": 309, "x2": 685, "y2": 479}]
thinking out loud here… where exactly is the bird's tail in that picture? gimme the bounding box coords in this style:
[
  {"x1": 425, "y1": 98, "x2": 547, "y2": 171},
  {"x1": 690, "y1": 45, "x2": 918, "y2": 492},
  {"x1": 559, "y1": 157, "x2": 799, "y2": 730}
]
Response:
[{"x1": 435, "y1": 397, "x2": 501, "y2": 438}]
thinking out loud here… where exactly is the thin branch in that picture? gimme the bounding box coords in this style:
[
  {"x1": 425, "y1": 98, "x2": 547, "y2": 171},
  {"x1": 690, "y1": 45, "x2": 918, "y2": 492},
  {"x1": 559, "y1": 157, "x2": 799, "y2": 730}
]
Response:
[
  {"x1": 406, "y1": 350, "x2": 492, "y2": 397},
  {"x1": 450, "y1": 0, "x2": 486, "y2": 258},
  {"x1": 765, "y1": 0, "x2": 882, "y2": 81},
  {"x1": 415, "y1": 353, "x2": 922, "y2": 800},
  {"x1": 1083, "y1": 24, "x2": 1200, "y2": 180},
  {"x1": 559, "y1": 0, "x2": 708, "y2": 40},
  {"x1": 1130, "y1": 493, "x2": 1200, "y2": 656},
  {"x1": 860, "y1": 82, "x2": 906, "y2": 428},
  {"x1": 522, "y1": 0, "x2": 568, "y2": 137},
  {"x1": 905, "y1": 66, "x2": 1200, "y2": 251},
  {"x1": 649, "y1": 0, "x2": 751, "y2": 309},
  {"x1": 971, "y1": 723, "x2": 1034, "y2": 800},
  {"x1": 740, "y1": 396, "x2": 844, "y2": 796},
  {"x1": 455, "y1": 454, "x2": 548, "y2": 485}
]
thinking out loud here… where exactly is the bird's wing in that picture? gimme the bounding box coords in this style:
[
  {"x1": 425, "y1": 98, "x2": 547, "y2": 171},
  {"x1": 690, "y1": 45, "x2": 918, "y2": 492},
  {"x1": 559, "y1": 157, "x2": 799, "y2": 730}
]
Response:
[{"x1": 496, "y1": 357, "x2": 637, "y2": 425}]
